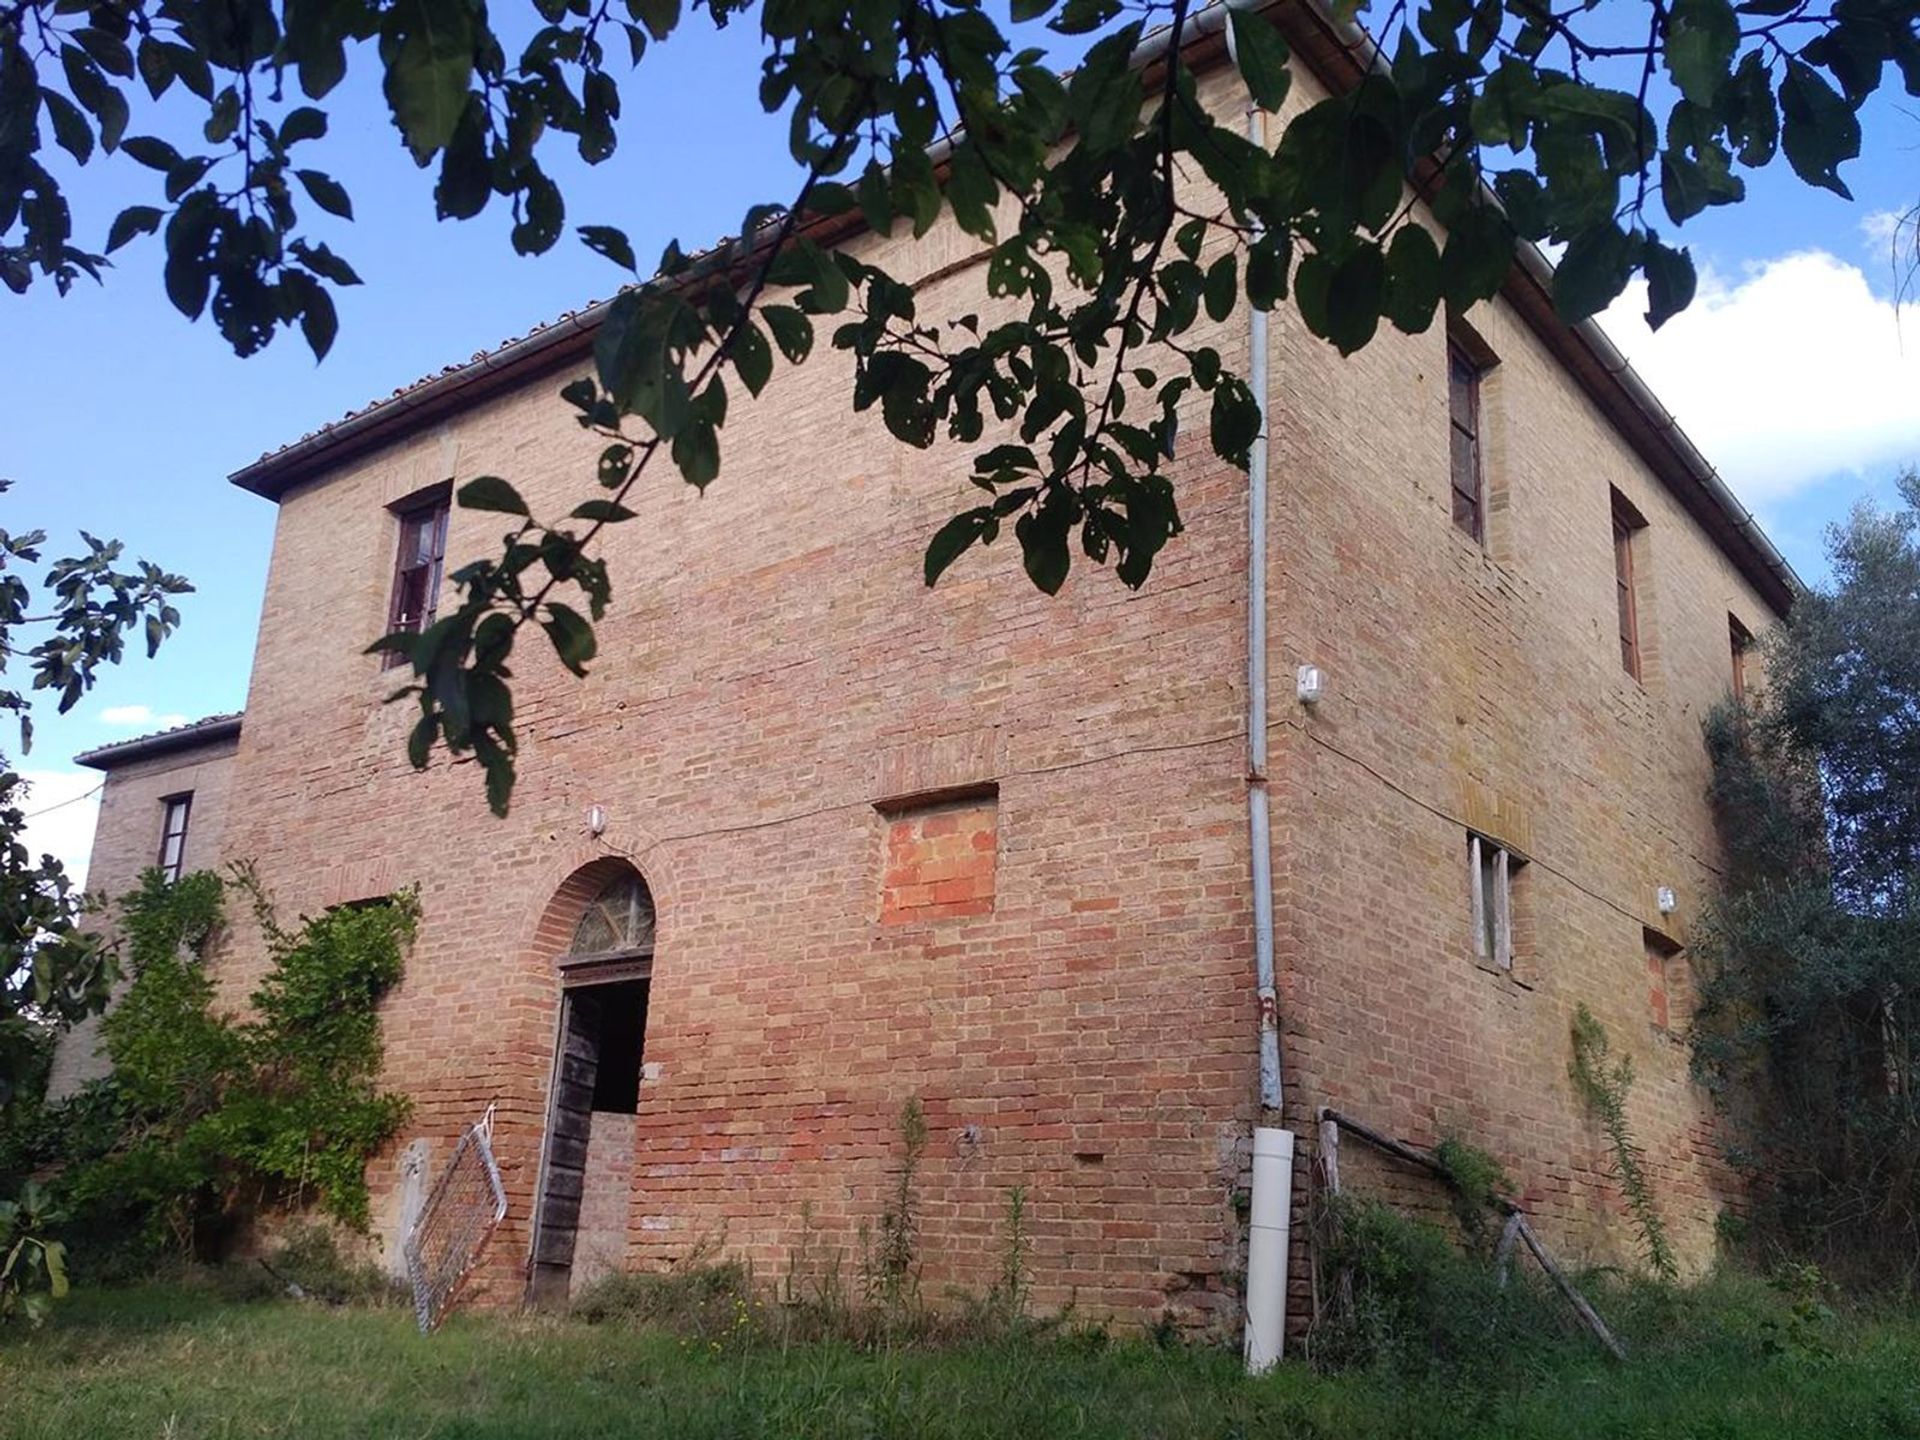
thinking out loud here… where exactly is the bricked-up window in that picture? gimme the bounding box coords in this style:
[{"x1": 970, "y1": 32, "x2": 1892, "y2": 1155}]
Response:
[
  {"x1": 1646, "y1": 928, "x2": 1683, "y2": 1034},
  {"x1": 1448, "y1": 343, "x2": 1487, "y2": 541},
  {"x1": 1729, "y1": 614, "x2": 1754, "y2": 701},
  {"x1": 158, "y1": 793, "x2": 191, "y2": 883},
  {"x1": 1612, "y1": 490, "x2": 1647, "y2": 679},
  {"x1": 878, "y1": 789, "x2": 998, "y2": 924},
  {"x1": 384, "y1": 487, "x2": 451, "y2": 665},
  {"x1": 1467, "y1": 833, "x2": 1523, "y2": 972}
]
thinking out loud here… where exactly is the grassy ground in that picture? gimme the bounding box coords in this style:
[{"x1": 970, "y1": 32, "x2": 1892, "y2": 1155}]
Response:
[{"x1": 3, "y1": 1280, "x2": 1920, "y2": 1439}]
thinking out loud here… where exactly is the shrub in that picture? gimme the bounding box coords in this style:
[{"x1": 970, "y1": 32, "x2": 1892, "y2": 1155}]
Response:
[{"x1": 53, "y1": 867, "x2": 415, "y2": 1260}]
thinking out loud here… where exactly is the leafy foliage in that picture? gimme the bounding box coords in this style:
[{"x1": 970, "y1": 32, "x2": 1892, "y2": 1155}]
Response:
[
  {"x1": 1431, "y1": 1132, "x2": 1513, "y2": 1250},
  {"x1": 0, "y1": 1178, "x2": 67, "y2": 1325},
  {"x1": 1691, "y1": 472, "x2": 1920, "y2": 1282},
  {"x1": 57, "y1": 867, "x2": 414, "y2": 1254},
  {"x1": 2, "y1": 0, "x2": 1911, "y2": 811},
  {"x1": 1569, "y1": 1002, "x2": 1676, "y2": 1280},
  {"x1": 0, "y1": 500, "x2": 191, "y2": 1107}
]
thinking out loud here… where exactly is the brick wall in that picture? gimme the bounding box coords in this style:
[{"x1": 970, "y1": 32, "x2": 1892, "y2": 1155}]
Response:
[
  {"x1": 46, "y1": 731, "x2": 239, "y2": 1099},
  {"x1": 174, "y1": 53, "x2": 1782, "y2": 1329}
]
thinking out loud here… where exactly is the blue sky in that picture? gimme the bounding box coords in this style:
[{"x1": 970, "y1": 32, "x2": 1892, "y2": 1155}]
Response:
[{"x1": 7, "y1": 16, "x2": 1918, "y2": 879}]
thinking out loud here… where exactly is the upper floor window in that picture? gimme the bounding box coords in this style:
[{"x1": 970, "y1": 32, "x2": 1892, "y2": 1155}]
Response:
[
  {"x1": 1611, "y1": 490, "x2": 1647, "y2": 679},
  {"x1": 1729, "y1": 614, "x2": 1753, "y2": 701},
  {"x1": 385, "y1": 487, "x2": 450, "y2": 662},
  {"x1": 1448, "y1": 342, "x2": 1486, "y2": 542},
  {"x1": 158, "y1": 793, "x2": 192, "y2": 883},
  {"x1": 1467, "y1": 832, "x2": 1525, "y2": 973}
]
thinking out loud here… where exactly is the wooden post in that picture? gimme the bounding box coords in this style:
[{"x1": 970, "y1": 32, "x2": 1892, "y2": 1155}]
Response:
[
  {"x1": 1494, "y1": 1210, "x2": 1524, "y2": 1289},
  {"x1": 1515, "y1": 1216, "x2": 1628, "y2": 1361},
  {"x1": 1317, "y1": 1106, "x2": 1627, "y2": 1362}
]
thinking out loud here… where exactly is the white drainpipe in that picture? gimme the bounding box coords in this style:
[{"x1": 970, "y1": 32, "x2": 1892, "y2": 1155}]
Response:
[{"x1": 1225, "y1": 6, "x2": 1294, "y2": 1376}]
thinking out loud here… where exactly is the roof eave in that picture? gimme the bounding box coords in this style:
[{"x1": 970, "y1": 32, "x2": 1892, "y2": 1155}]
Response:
[
  {"x1": 74, "y1": 714, "x2": 243, "y2": 772},
  {"x1": 228, "y1": 0, "x2": 1799, "y2": 615}
]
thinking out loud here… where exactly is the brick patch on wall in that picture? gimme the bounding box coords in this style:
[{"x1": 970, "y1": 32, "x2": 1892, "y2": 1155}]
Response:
[{"x1": 878, "y1": 790, "x2": 997, "y2": 925}]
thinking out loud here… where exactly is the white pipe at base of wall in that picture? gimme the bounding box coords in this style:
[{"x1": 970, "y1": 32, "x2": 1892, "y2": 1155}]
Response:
[{"x1": 1244, "y1": 1125, "x2": 1295, "y2": 1375}]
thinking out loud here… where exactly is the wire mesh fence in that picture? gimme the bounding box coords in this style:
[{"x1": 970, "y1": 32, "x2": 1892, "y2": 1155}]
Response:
[{"x1": 404, "y1": 1105, "x2": 509, "y2": 1333}]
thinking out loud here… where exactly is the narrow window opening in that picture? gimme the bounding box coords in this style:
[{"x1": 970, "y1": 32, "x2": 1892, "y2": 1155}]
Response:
[
  {"x1": 158, "y1": 793, "x2": 192, "y2": 883},
  {"x1": 1468, "y1": 833, "x2": 1525, "y2": 974},
  {"x1": 1611, "y1": 490, "x2": 1647, "y2": 680},
  {"x1": 384, "y1": 486, "x2": 451, "y2": 667},
  {"x1": 1729, "y1": 614, "x2": 1753, "y2": 702},
  {"x1": 1448, "y1": 343, "x2": 1487, "y2": 543},
  {"x1": 1646, "y1": 928, "x2": 1683, "y2": 1035}
]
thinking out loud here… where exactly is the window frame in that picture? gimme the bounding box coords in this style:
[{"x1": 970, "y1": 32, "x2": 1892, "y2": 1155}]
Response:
[
  {"x1": 157, "y1": 792, "x2": 192, "y2": 883},
  {"x1": 1729, "y1": 614, "x2": 1753, "y2": 702},
  {"x1": 1611, "y1": 490, "x2": 1647, "y2": 680},
  {"x1": 1467, "y1": 832, "x2": 1523, "y2": 974},
  {"x1": 1447, "y1": 341, "x2": 1487, "y2": 544},
  {"x1": 383, "y1": 485, "x2": 452, "y2": 668}
]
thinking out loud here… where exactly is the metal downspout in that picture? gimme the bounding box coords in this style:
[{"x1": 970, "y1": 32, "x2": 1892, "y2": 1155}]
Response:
[{"x1": 1226, "y1": 9, "x2": 1293, "y2": 1376}]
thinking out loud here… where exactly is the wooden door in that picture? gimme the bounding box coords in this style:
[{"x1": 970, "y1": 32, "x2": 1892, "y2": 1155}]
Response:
[{"x1": 527, "y1": 990, "x2": 602, "y2": 1308}]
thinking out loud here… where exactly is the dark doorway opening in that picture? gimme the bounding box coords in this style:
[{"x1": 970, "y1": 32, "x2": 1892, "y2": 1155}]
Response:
[{"x1": 528, "y1": 976, "x2": 649, "y2": 1308}]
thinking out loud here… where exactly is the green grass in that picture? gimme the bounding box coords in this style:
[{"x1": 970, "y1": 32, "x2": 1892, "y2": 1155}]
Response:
[{"x1": 3, "y1": 1280, "x2": 1920, "y2": 1439}]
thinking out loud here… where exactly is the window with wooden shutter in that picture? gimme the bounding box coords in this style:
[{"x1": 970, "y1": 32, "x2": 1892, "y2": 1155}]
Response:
[
  {"x1": 1448, "y1": 343, "x2": 1485, "y2": 542},
  {"x1": 1729, "y1": 614, "x2": 1753, "y2": 701},
  {"x1": 384, "y1": 488, "x2": 451, "y2": 666},
  {"x1": 158, "y1": 793, "x2": 191, "y2": 883},
  {"x1": 1611, "y1": 490, "x2": 1647, "y2": 679},
  {"x1": 1467, "y1": 832, "x2": 1525, "y2": 974}
]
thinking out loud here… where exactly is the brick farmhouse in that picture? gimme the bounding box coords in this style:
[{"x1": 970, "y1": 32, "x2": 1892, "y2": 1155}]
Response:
[{"x1": 57, "y1": 0, "x2": 1795, "y2": 1342}]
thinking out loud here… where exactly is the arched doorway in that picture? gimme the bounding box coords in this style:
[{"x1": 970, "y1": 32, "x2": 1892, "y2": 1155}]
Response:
[{"x1": 527, "y1": 866, "x2": 656, "y2": 1307}]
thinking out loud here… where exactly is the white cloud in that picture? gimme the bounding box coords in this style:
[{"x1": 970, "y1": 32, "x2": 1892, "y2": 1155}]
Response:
[
  {"x1": 99, "y1": 704, "x2": 187, "y2": 729},
  {"x1": 1860, "y1": 209, "x2": 1908, "y2": 248},
  {"x1": 1597, "y1": 250, "x2": 1920, "y2": 504},
  {"x1": 15, "y1": 768, "x2": 103, "y2": 890}
]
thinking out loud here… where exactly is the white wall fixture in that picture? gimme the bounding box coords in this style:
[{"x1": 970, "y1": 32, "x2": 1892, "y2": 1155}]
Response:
[
  {"x1": 586, "y1": 803, "x2": 608, "y2": 837},
  {"x1": 1656, "y1": 885, "x2": 1677, "y2": 915},
  {"x1": 1296, "y1": 664, "x2": 1324, "y2": 704}
]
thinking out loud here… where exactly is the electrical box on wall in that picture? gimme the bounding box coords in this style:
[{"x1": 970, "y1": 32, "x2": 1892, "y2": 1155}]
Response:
[{"x1": 1296, "y1": 664, "x2": 1324, "y2": 704}]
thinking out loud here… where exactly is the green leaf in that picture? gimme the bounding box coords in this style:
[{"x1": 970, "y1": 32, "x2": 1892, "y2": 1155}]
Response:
[
  {"x1": 121, "y1": 135, "x2": 181, "y2": 172},
  {"x1": 164, "y1": 157, "x2": 214, "y2": 203},
  {"x1": 458, "y1": 476, "x2": 529, "y2": 514},
  {"x1": 280, "y1": 107, "x2": 329, "y2": 146},
  {"x1": 1553, "y1": 222, "x2": 1639, "y2": 323},
  {"x1": 924, "y1": 507, "x2": 993, "y2": 586},
  {"x1": 1015, "y1": 500, "x2": 1073, "y2": 595},
  {"x1": 631, "y1": 0, "x2": 680, "y2": 42},
  {"x1": 579, "y1": 225, "x2": 637, "y2": 272},
  {"x1": 1228, "y1": 7, "x2": 1293, "y2": 111},
  {"x1": 1323, "y1": 243, "x2": 1387, "y2": 355},
  {"x1": 542, "y1": 602, "x2": 597, "y2": 675},
  {"x1": 732, "y1": 320, "x2": 773, "y2": 397},
  {"x1": 672, "y1": 420, "x2": 720, "y2": 488},
  {"x1": 1246, "y1": 235, "x2": 1290, "y2": 310},
  {"x1": 296, "y1": 169, "x2": 354, "y2": 219},
  {"x1": 42, "y1": 91, "x2": 92, "y2": 164},
  {"x1": 106, "y1": 205, "x2": 163, "y2": 253},
  {"x1": 762, "y1": 304, "x2": 813, "y2": 364},
  {"x1": 382, "y1": 0, "x2": 476, "y2": 163},
  {"x1": 1383, "y1": 223, "x2": 1442, "y2": 334},
  {"x1": 1664, "y1": 0, "x2": 1740, "y2": 105},
  {"x1": 1643, "y1": 239, "x2": 1697, "y2": 331},
  {"x1": 297, "y1": 282, "x2": 339, "y2": 360},
  {"x1": 1203, "y1": 253, "x2": 1238, "y2": 323},
  {"x1": 1778, "y1": 60, "x2": 1860, "y2": 198}
]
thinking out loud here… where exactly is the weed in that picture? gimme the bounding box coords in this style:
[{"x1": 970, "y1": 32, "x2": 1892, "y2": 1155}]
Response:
[{"x1": 1570, "y1": 1003, "x2": 1677, "y2": 1279}]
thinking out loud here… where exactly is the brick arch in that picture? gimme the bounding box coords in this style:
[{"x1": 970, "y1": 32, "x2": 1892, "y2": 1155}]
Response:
[{"x1": 512, "y1": 833, "x2": 676, "y2": 978}]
